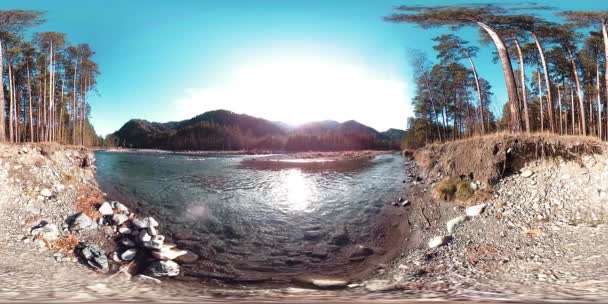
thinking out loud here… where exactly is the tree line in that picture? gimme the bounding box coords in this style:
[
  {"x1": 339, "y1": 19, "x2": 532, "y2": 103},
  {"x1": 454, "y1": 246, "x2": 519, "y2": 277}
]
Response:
[
  {"x1": 386, "y1": 5, "x2": 608, "y2": 148},
  {"x1": 0, "y1": 10, "x2": 101, "y2": 146}
]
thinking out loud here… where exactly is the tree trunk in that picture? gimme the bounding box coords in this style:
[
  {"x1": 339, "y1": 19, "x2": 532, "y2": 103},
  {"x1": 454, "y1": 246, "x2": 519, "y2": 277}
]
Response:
[
  {"x1": 477, "y1": 21, "x2": 521, "y2": 132},
  {"x1": 464, "y1": 50, "x2": 485, "y2": 135},
  {"x1": 0, "y1": 41, "x2": 5, "y2": 142},
  {"x1": 512, "y1": 36, "x2": 530, "y2": 133},
  {"x1": 566, "y1": 46, "x2": 586, "y2": 136},
  {"x1": 421, "y1": 71, "x2": 442, "y2": 141},
  {"x1": 27, "y1": 62, "x2": 34, "y2": 142},
  {"x1": 8, "y1": 65, "x2": 14, "y2": 142},
  {"x1": 72, "y1": 59, "x2": 78, "y2": 145},
  {"x1": 570, "y1": 84, "x2": 576, "y2": 135},
  {"x1": 532, "y1": 33, "x2": 554, "y2": 133},
  {"x1": 557, "y1": 85, "x2": 563, "y2": 135},
  {"x1": 538, "y1": 70, "x2": 544, "y2": 132},
  {"x1": 602, "y1": 20, "x2": 608, "y2": 139}
]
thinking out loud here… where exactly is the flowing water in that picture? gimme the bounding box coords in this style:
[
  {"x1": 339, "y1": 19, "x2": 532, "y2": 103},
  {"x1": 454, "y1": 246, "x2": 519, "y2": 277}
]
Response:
[{"x1": 95, "y1": 151, "x2": 407, "y2": 283}]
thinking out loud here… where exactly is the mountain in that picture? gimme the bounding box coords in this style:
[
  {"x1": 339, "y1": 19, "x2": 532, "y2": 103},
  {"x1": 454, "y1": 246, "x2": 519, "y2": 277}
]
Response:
[
  {"x1": 110, "y1": 110, "x2": 404, "y2": 151},
  {"x1": 381, "y1": 128, "x2": 407, "y2": 141}
]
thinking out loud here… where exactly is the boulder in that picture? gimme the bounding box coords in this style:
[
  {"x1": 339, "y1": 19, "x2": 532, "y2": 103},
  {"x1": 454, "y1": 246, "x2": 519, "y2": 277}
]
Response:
[
  {"x1": 151, "y1": 248, "x2": 187, "y2": 260},
  {"x1": 111, "y1": 201, "x2": 129, "y2": 212},
  {"x1": 69, "y1": 213, "x2": 97, "y2": 231},
  {"x1": 446, "y1": 216, "x2": 468, "y2": 234},
  {"x1": 138, "y1": 230, "x2": 152, "y2": 243},
  {"x1": 350, "y1": 245, "x2": 374, "y2": 258},
  {"x1": 120, "y1": 248, "x2": 138, "y2": 261},
  {"x1": 428, "y1": 235, "x2": 451, "y2": 249},
  {"x1": 466, "y1": 204, "x2": 486, "y2": 217},
  {"x1": 174, "y1": 250, "x2": 199, "y2": 264},
  {"x1": 147, "y1": 226, "x2": 158, "y2": 236},
  {"x1": 98, "y1": 202, "x2": 113, "y2": 216},
  {"x1": 132, "y1": 217, "x2": 159, "y2": 229},
  {"x1": 118, "y1": 227, "x2": 132, "y2": 234},
  {"x1": 143, "y1": 235, "x2": 165, "y2": 250},
  {"x1": 120, "y1": 237, "x2": 136, "y2": 247},
  {"x1": 146, "y1": 260, "x2": 180, "y2": 277},
  {"x1": 30, "y1": 222, "x2": 59, "y2": 241},
  {"x1": 40, "y1": 188, "x2": 52, "y2": 198},
  {"x1": 78, "y1": 243, "x2": 108, "y2": 271},
  {"x1": 112, "y1": 214, "x2": 129, "y2": 225}
]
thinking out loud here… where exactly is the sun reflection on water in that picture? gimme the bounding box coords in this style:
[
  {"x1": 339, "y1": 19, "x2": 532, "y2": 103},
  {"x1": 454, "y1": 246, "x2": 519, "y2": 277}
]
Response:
[{"x1": 275, "y1": 169, "x2": 316, "y2": 212}]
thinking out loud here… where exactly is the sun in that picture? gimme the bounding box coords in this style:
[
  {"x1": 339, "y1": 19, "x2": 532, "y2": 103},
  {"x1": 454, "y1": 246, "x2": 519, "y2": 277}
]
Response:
[{"x1": 175, "y1": 57, "x2": 409, "y2": 129}]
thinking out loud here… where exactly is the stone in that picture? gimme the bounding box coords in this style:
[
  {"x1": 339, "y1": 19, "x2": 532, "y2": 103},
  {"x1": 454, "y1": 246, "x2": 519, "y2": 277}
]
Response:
[
  {"x1": 446, "y1": 216, "x2": 467, "y2": 234},
  {"x1": 118, "y1": 227, "x2": 132, "y2": 234},
  {"x1": 466, "y1": 204, "x2": 486, "y2": 217},
  {"x1": 428, "y1": 235, "x2": 451, "y2": 249},
  {"x1": 40, "y1": 188, "x2": 52, "y2": 197},
  {"x1": 303, "y1": 230, "x2": 324, "y2": 240},
  {"x1": 69, "y1": 213, "x2": 98, "y2": 231},
  {"x1": 132, "y1": 217, "x2": 159, "y2": 229},
  {"x1": 120, "y1": 248, "x2": 137, "y2": 261},
  {"x1": 400, "y1": 200, "x2": 411, "y2": 207},
  {"x1": 308, "y1": 278, "x2": 349, "y2": 289},
  {"x1": 364, "y1": 279, "x2": 399, "y2": 292},
  {"x1": 147, "y1": 226, "x2": 158, "y2": 236},
  {"x1": 98, "y1": 202, "x2": 113, "y2": 216},
  {"x1": 120, "y1": 237, "x2": 136, "y2": 247},
  {"x1": 174, "y1": 250, "x2": 199, "y2": 264},
  {"x1": 111, "y1": 201, "x2": 129, "y2": 212},
  {"x1": 134, "y1": 274, "x2": 161, "y2": 284},
  {"x1": 521, "y1": 170, "x2": 534, "y2": 178},
  {"x1": 132, "y1": 218, "x2": 148, "y2": 228},
  {"x1": 398, "y1": 197, "x2": 404, "y2": 203},
  {"x1": 151, "y1": 248, "x2": 187, "y2": 260},
  {"x1": 311, "y1": 245, "x2": 329, "y2": 259},
  {"x1": 146, "y1": 260, "x2": 180, "y2": 277},
  {"x1": 78, "y1": 244, "x2": 109, "y2": 271},
  {"x1": 109, "y1": 252, "x2": 121, "y2": 262},
  {"x1": 138, "y1": 230, "x2": 152, "y2": 243},
  {"x1": 112, "y1": 214, "x2": 129, "y2": 225},
  {"x1": 350, "y1": 245, "x2": 374, "y2": 258},
  {"x1": 30, "y1": 222, "x2": 59, "y2": 241},
  {"x1": 143, "y1": 235, "x2": 165, "y2": 250}
]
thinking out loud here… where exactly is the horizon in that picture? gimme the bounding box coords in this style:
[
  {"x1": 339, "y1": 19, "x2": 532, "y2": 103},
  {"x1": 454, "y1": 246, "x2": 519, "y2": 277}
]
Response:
[{"x1": 2, "y1": 0, "x2": 607, "y2": 136}]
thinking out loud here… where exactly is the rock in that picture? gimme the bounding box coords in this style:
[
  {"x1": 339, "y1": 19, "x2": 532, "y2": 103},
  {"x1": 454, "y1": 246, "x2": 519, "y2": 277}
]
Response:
[
  {"x1": 134, "y1": 274, "x2": 161, "y2": 284},
  {"x1": 303, "y1": 230, "x2": 324, "y2": 240},
  {"x1": 109, "y1": 252, "x2": 121, "y2": 262},
  {"x1": 120, "y1": 248, "x2": 138, "y2": 261},
  {"x1": 364, "y1": 279, "x2": 399, "y2": 292},
  {"x1": 69, "y1": 213, "x2": 98, "y2": 231},
  {"x1": 147, "y1": 226, "x2": 158, "y2": 236},
  {"x1": 446, "y1": 216, "x2": 467, "y2": 234},
  {"x1": 40, "y1": 188, "x2": 52, "y2": 197},
  {"x1": 146, "y1": 260, "x2": 180, "y2": 277},
  {"x1": 297, "y1": 277, "x2": 349, "y2": 289},
  {"x1": 118, "y1": 227, "x2": 132, "y2": 234},
  {"x1": 350, "y1": 245, "x2": 374, "y2": 258},
  {"x1": 112, "y1": 214, "x2": 129, "y2": 225},
  {"x1": 466, "y1": 204, "x2": 486, "y2": 217},
  {"x1": 311, "y1": 245, "x2": 329, "y2": 259},
  {"x1": 30, "y1": 222, "x2": 59, "y2": 241},
  {"x1": 428, "y1": 235, "x2": 451, "y2": 249},
  {"x1": 98, "y1": 202, "x2": 113, "y2": 216},
  {"x1": 111, "y1": 201, "x2": 129, "y2": 212},
  {"x1": 151, "y1": 248, "x2": 187, "y2": 260},
  {"x1": 132, "y1": 217, "x2": 159, "y2": 229},
  {"x1": 521, "y1": 170, "x2": 534, "y2": 178},
  {"x1": 400, "y1": 200, "x2": 411, "y2": 207},
  {"x1": 120, "y1": 237, "x2": 136, "y2": 247},
  {"x1": 143, "y1": 235, "x2": 165, "y2": 250},
  {"x1": 138, "y1": 230, "x2": 152, "y2": 243},
  {"x1": 174, "y1": 250, "x2": 199, "y2": 264},
  {"x1": 398, "y1": 197, "x2": 404, "y2": 203},
  {"x1": 78, "y1": 243, "x2": 109, "y2": 271}
]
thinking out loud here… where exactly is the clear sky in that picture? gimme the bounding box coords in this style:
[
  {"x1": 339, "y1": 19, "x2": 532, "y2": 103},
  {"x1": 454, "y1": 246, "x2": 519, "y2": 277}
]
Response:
[{"x1": 2, "y1": 0, "x2": 607, "y2": 135}]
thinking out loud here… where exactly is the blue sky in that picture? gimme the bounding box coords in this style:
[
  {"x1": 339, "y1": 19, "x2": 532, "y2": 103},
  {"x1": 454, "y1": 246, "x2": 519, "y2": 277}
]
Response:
[{"x1": 2, "y1": 0, "x2": 608, "y2": 135}]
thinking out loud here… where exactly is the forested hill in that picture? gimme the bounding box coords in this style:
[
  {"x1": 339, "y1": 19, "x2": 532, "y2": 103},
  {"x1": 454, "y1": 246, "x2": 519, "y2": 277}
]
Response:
[{"x1": 109, "y1": 110, "x2": 405, "y2": 151}]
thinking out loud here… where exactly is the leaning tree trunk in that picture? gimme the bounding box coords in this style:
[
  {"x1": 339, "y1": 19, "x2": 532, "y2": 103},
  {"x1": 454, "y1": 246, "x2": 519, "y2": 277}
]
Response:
[
  {"x1": 477, "y1": 21, "x2": 522, "y2": 132},
  {"x1": 538, "y1": 70, "x2": 544, "y2": 132},
  {"x1": 532, "y1": 33, "x2": 554, "y2": 133},
  {"x1": 566, "y1": 46, "x2": 586, "y2": 136},
  {"x1": 464, "y1": 50, "x2": 485, "y2": 135},
  {"x1": 512, "y1": 36, "x2": 530, "y2": 133}
]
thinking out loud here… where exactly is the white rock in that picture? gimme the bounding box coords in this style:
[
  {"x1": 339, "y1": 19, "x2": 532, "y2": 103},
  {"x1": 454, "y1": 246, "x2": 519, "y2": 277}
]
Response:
[
  {"x1": 98, "y1": 202, "x2": 113, "y2": 216},
  {"x1": 132, "y1": 218, "x2": 148, "y2": 228},
  {"x1": 521, "y1": 170, "x2": 534, "y2": 178},
  {"x1": 138, "y1": 230, "x2": 152, "y2": 243},
  {"x1": 40, "y1": 188, "x2": 52, "y2": 197},
  {"x1": 147, "y1": 226, "x2": 158, "y2": 236},
  {"x1": 143, "y1": 235, "x2": 165, "y2": 250},
  {"x1": 466, "y1": 204, "x2": 486, "y2": 217},
  {"x1": 428, "y1": 235, "x2": 450, "y2": 249},
  {"x1": 151, "y1": 248, "x2": 188, "y2": 260},
  {"x1": 118, "y1": 227, "x2": 132, "y2": 234},
  {"x1": 446, "y1": 216, "x2": 468, "y2": 234},
  {"x1": 111, "y1": 201, "x2": 129, "y2": 212},
  {"x1": 146, "y1": 260, "x2": 180, "y2": 277},
  {"x1": 112, "y1": 214, "x2": 129, "y2": 225},
  {"x1": 120, "y1": 248, "x2": 137, "y2": 261},
  {"x1": 400, "y1": 200, "x2": 411, "y2": 207},
  {"x1": 120, "y1": 237, "x2": 136, "y2": 247},
  {"x1": 145, "y1": 217, "x2": 159, "y2": 227},
  {"x1": 31, "y1": 223, "x2": 59, "y2": 241}
]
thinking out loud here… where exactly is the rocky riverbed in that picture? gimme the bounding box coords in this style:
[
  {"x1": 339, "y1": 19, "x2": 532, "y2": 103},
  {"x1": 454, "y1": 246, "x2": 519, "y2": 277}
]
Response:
[{"x1": 3, "y1": 139, "x2": 608, "y2": 303}]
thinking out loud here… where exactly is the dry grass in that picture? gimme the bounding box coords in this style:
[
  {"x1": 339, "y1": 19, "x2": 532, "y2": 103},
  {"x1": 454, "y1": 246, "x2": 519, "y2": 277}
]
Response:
[
  {"x1": 50, "y1": 235, "x2": 80, "y2": 254},
  {"x1": 75, "y1": 184, "x2": 104, "y2": 219},
  {"x1": 434, "y1": 178, "x2": 475, "y2": 202},
  {"x1": 62, "y1": 173, "x2": 76, "y2": 185}
]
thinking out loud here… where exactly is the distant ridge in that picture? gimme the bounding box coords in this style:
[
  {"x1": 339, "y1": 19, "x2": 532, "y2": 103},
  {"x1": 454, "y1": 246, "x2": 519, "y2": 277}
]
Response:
[{"x1": 110, "y1": 109, "x2": 405, "y2": 151}]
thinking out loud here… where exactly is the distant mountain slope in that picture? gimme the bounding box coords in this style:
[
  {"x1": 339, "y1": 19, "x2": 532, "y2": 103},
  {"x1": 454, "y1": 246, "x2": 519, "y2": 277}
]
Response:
[
  {"x1": 381, "y1": 128, "x2": 406, "y2": 140},
  {"x1": 110, "y1": 110, "x2": 404, "y2": 151}
]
